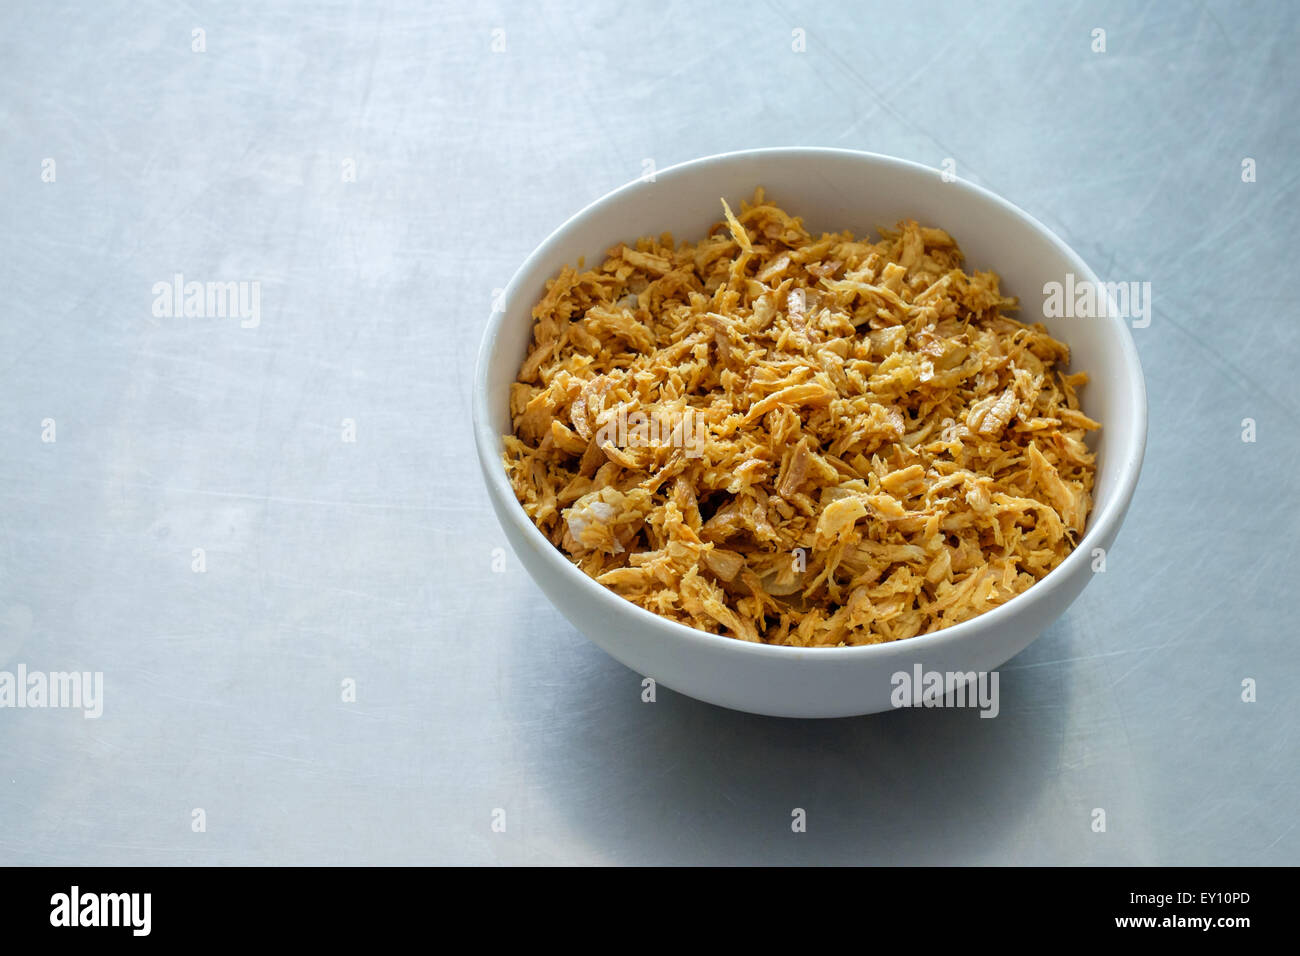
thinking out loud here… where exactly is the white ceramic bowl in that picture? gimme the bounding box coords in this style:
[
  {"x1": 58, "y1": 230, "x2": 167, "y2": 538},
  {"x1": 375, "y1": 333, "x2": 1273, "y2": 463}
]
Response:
[{"x1": 473, "y1": 148, "x2": 1146, "y2": 718}]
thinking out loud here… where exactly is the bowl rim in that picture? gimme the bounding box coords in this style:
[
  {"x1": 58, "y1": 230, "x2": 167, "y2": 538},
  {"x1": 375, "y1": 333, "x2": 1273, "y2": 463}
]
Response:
[{"x1": 472, "y1": 146, "x2": 1148, "y2": 661}]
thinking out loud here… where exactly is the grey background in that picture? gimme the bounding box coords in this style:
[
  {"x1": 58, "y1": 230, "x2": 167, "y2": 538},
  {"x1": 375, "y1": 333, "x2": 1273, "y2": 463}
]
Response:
[{"x1": 1, "y1": 0, "x2": 1295, "y2": 865}]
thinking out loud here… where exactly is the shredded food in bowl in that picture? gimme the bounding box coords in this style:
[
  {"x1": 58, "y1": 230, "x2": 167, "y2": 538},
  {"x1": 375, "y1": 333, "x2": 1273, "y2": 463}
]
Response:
[{"x1": 503, "y1": 189, "x2": 1099, "y2": 645}]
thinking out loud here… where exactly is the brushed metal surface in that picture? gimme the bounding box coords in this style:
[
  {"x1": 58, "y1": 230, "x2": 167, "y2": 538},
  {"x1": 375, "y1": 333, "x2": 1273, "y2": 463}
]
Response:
[{"x1": 0, "y1": 0, "x2": 1294, "y2": 865}]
